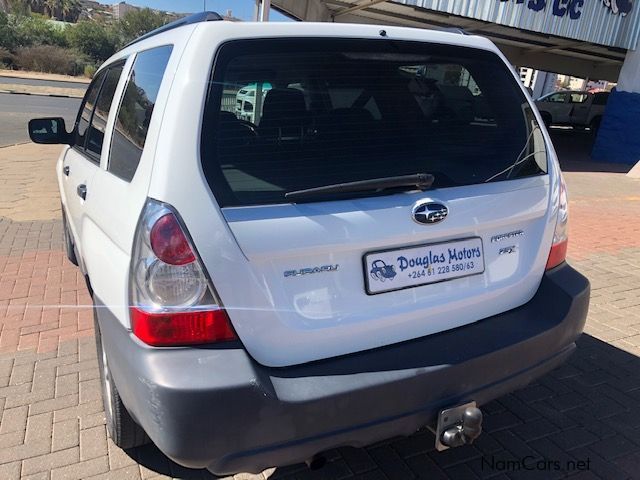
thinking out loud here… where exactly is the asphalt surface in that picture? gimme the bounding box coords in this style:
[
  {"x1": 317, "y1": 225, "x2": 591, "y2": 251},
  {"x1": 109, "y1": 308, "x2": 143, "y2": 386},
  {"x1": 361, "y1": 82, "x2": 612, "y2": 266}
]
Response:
[
  {"x1": 0, "y1": 92, "x2": 81, "y2": 146},
  {"x1": 0, "y1": 76, "x2": 88, "y2": 90}
]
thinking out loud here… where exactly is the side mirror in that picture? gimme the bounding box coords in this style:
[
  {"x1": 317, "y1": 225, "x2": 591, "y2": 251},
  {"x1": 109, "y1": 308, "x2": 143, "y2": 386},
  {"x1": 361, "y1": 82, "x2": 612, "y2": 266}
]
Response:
[{"x1": 28, "y1": 117, "x2": 72, "y2": 145}]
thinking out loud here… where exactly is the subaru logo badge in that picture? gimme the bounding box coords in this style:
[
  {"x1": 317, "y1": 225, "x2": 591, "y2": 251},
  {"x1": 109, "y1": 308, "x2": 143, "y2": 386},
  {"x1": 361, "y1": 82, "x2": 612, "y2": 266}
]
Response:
[{"x1": 412, "y1": 201, "x2": 448, "y2": 225}]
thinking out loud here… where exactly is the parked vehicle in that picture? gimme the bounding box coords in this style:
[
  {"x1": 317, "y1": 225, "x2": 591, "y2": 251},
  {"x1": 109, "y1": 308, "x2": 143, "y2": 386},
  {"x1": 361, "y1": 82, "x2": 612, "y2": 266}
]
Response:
[
  {"x1": 29, "y1": 13, "x2": 589, "y2": 475},
  {"x1": 535, "y1": 90, "x2": 609, "y2": 132},
  {"x1": 234, "y1": 82, "x2": 272, "y2": 123}
]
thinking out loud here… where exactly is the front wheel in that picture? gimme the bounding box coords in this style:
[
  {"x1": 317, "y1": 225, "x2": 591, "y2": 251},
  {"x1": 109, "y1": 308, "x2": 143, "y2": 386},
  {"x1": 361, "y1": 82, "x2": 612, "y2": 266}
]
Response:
[{"x1": 94, "y1": 304, "x2": 148, "y2": 449}]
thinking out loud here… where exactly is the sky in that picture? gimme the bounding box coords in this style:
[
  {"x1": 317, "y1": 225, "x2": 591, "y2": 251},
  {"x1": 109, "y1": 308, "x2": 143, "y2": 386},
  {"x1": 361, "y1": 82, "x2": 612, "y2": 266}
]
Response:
[{"x1": 124, "y1": 0, "x2": 294, "y2": 21}]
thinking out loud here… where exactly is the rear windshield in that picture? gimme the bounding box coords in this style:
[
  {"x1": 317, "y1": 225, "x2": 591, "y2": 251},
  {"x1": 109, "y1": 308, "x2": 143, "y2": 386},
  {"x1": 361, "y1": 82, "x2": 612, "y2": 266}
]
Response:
[{"x1": 201, "y1": 38, "x2": 547, "y2": 207}]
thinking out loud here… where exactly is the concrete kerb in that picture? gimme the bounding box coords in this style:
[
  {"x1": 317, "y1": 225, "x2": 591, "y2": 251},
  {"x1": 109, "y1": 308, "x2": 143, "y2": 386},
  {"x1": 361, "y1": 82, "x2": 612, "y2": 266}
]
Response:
[
  {"x1": 0, "y1": 70, "x2": 91, "y2": 84},
  {"x1": 0, "y1": 89, "x2": 83, "y2": 99}
]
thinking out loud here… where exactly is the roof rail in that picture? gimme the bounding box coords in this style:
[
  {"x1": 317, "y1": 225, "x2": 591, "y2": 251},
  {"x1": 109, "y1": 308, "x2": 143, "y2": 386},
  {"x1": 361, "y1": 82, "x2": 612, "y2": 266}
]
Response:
[{"x1": 125, "y1": 11, "x2": 224, "y2": 48}]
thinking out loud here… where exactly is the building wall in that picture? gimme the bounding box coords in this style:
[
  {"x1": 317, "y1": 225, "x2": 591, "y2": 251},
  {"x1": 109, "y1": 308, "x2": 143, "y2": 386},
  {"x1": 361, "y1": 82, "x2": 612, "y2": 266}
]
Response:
[
  {"x1": 113, "y1": 2, "x2": 138, "y2": 20},
  {"x1": 394, "y1": 0, "x2": 640, "y2": 50},
  {"x1": 519, "y1": 68, "x2": 537, "y2": 89},
  {"x1": 593, "y1": 47, "x2": 640, "y2": 165}
]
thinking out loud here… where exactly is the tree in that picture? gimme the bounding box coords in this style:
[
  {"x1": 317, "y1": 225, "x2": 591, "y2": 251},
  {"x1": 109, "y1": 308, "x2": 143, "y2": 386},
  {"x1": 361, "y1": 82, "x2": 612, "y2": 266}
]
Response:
[
  {"x1": 67, "y1": 20, "x2": 116, "y2": 63},
  {"x1": 14, "y1": 14, "x2": 67, "y2": 47},
  {"x1": 60, "y1": 0, "x2": 80, "y2": 22},
  {"x1": 0, "y1": 11, "x2": 19, "y2": 50},
  {"x1": 28, "y1": 0, "x2": 46, "y2": 15},
  {"x1": 44, "y1": 0, "x2": 60, "y2": 19},
  {"x1": 117, "y1": 8, "x2": 167, "y2": 46},
  {"x1": 7, "y1": 0, "x2": 30, "y2": 16}
]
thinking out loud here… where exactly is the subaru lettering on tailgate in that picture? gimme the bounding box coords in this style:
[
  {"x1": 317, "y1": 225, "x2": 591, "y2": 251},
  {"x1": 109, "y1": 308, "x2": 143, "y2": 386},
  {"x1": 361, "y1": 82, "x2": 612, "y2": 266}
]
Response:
[{"x1": 364, "y1": 238, "x2": 485, "y2": 294}]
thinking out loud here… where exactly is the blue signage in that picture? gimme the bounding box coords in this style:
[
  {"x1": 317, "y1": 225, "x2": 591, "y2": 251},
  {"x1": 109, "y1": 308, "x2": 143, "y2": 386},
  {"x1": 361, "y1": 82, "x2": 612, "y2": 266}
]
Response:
[{"x1": 500, "y1": 0, "x2": 632, "y2": 18}]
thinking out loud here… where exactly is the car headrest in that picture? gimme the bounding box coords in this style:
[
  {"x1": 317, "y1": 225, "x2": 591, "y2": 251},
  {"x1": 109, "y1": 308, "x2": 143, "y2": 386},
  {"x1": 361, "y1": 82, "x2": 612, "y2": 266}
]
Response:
[{"x1": 261, "y1": 88, "x2": 307, "y2": 122}]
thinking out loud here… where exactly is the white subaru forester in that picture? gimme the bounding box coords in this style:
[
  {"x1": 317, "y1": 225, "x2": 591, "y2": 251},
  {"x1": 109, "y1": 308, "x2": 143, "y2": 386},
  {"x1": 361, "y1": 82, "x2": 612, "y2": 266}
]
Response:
[{"x1": 29, "y1": 12, "x2": 590, "y2": 475}]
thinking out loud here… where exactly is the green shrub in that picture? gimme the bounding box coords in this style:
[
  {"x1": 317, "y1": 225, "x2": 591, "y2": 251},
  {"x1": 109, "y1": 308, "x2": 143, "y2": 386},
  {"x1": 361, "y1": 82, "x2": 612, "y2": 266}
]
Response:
[
  {"x1": 0, "y1": 11, "x2": 19, "y2": 51},
  {"x1": 15, "y1": 45, "x2": 86, "y2": 75},
  {"x1": 6, "y1": 0, "x2": 30, "y2": 17},
  {"x1": 0, "y1": 47, "x2": 16, "y2": 68},
  {"x1": 84, "y1": 64, "x2": 96, "y2": 78},
  {"x1": 14, "y1": 15, "x2": 68, "y2": 48},
  {"x1": 117, "y1": 8, "x2": 168, "y2": 47},
  {"x1": 67, "y1": 21, "x2": 116, "y2": 63},
  {"x1": 1, "y1": 9, "x2": 174, "y2": 73}
]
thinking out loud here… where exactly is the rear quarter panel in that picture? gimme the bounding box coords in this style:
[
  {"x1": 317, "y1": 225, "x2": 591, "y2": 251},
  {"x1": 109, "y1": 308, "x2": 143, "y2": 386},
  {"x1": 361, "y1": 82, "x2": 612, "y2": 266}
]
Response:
[{"x1": 80, "y1": 29, "x2": 194, "y2": 328}]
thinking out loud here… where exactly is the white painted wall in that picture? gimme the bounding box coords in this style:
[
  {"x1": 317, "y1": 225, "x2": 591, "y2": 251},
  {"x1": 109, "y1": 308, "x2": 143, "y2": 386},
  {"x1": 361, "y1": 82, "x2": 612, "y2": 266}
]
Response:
[{"x1": 618, "y1": 48, "x2": 640, "y2": 93}]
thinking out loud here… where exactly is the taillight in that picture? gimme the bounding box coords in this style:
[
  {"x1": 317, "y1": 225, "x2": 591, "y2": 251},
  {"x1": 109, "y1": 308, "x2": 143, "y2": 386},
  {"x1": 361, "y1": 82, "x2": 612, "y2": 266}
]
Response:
[
  {"x1": 130, "y1": 199, "x2": 236, "y2": 346},
  {"x1": 130, "y1": 308, "x2": 236, "y2": 346},
  {"x1": 546, "y1": 176, "x2": 569, "y2": 270},
  {"x1": 150, "y1": 213, "x2": 195, "y2": 265}
]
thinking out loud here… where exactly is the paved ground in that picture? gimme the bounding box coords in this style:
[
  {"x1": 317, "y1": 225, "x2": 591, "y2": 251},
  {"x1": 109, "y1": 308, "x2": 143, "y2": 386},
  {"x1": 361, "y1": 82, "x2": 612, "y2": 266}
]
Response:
[
  {"x1": 0, "y1": 135, "x2": 640, "y2": 479},
  {"x1": 0, "y1": 93, "x2": 81, "y2": 147}
]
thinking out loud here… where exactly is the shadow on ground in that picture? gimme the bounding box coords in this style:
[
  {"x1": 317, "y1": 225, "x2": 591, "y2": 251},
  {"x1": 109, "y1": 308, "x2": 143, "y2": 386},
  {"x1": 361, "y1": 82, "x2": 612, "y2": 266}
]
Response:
[
  {"x1": 125, "y1": 334, "x2": 640, "y2": 479},
  {"x1": 549, "y1": 128, "x2": 633, "y2": 174}
]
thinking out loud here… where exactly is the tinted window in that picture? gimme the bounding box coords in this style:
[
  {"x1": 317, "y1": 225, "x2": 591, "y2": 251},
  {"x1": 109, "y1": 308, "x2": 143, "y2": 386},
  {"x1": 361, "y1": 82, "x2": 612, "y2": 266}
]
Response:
[
  {"x1": 202, "y1": 39, "x2": 546, "y2": 207},
  {"x1": 547, "y1": 93, "x2": 566, "y2": 103},
  {"x1": 108, "y1": 45, "x2": 173, "y2": 182},
  {"x1": 569, "y1": 93, "x2": 588, "y2": 104},
  {"x1": 86, "y1": 64, "x2": 124, "y2": 158},
  {"x1": 592, "y1": 92, "x2": 610, "y2": 106},
  {"x1": 75, "y1": 69, "x2": 107, "y2": 148}
]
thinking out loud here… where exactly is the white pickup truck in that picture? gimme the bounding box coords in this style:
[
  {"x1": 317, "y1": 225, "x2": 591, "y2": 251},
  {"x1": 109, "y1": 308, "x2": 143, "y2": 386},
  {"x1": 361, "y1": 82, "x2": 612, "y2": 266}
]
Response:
[{"x1": 535, "y1": 90, "x2": 609, "y2": 133}]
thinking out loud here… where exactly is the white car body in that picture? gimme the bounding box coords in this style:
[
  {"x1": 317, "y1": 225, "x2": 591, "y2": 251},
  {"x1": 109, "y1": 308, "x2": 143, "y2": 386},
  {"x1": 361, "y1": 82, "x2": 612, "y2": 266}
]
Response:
[
  {"x1": 58, "y1": 21, "x2": 561, "y2": 367},
  {"x1": 535, "y1": 90, "x2": 609, "y2": 129},
  {"x1": 37, "y1": 15, "x2": 589, "y2": 474}
]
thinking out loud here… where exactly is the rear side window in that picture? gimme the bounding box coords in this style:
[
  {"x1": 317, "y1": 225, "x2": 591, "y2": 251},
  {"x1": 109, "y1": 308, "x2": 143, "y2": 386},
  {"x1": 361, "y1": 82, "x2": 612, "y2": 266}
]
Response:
[
  {"x1": 108, "y1": 45, "x2": 173, "y2": 182},
  {"x1": 202, "y1": 39, "x2": 547, "y2": 207},
  {"x1": 86, "y1": 64, "x2": 124, "y2": 158},
  {"x1": 75, "y1": 69, "x2": 107, "y2": 149},
  {"x1": 569, "y1": 93, "x2": 588, "y2": 104},
  {"x1": 547, "y1": 93, "x2": 567, "y2": 103}
]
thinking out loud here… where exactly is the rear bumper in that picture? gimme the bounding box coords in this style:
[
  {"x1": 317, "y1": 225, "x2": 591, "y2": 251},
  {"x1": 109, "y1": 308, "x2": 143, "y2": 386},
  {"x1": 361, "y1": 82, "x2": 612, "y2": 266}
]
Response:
[{"x1": 97, "y1": 263, "x2": 589, "y2": 475}]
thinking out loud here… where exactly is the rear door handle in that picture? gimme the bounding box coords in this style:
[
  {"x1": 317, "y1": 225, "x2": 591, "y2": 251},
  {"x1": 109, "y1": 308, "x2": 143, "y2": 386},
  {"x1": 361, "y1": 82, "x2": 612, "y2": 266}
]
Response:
[
  {"x1": 63, "y1": 166, "x2": 70, "y2": 176},
  {"x1": 76, "y1": 184, "x2": 87, "y2": 200}
]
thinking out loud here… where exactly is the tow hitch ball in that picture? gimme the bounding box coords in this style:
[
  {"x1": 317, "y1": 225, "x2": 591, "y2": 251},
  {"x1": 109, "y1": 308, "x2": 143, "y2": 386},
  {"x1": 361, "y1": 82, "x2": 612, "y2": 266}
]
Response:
[{"x1": 434, "y1": 402, "x2": 483, "y2": 451}]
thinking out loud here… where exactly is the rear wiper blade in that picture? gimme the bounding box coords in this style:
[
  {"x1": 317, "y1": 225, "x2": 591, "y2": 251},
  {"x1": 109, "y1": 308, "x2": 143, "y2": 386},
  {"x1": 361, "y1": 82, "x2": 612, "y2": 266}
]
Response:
[{"x1": 285, "y1": 173, "x2": 435, "y2": 201}]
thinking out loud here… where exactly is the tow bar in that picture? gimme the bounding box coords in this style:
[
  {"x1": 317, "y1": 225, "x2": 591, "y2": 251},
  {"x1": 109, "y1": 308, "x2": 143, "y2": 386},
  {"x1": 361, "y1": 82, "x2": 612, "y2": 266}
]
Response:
[{"x1": 433, "y1": 401, "x2": 483, "y2": 451}]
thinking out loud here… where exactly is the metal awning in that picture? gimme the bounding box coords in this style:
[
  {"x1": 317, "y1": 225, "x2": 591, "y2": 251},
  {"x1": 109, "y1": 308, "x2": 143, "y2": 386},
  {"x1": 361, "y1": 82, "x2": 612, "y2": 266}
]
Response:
[{"x1": 272, "y1": 0, "x2": 632, "y2": 81}]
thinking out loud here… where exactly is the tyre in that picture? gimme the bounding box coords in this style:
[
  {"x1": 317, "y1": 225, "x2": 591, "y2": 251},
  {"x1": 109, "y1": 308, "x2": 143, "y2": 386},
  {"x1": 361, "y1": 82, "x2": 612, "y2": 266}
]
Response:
[
  {"x1": 94, "y1": 305, "x2": 148, "y2": 449},
  {"x1": 61, "y1": 208, "x2": 78, "y2": 266}
]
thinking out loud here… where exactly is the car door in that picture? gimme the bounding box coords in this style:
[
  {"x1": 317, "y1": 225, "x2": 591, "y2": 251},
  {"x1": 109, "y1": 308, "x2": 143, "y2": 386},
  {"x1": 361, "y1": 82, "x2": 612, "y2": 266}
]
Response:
[
  {"x1": 588, "y1": 92, "x2": 610, "y2": 122},
  {"x1": 543, "y1": 92, "x2": 571, "y2": 124},
  {"x1": 568, "y1": 92, "x2": 591, "y2": 126},
  {"x1": 62, "y1": 62, "x2": 125, "y2": 262}
]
